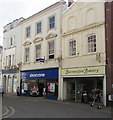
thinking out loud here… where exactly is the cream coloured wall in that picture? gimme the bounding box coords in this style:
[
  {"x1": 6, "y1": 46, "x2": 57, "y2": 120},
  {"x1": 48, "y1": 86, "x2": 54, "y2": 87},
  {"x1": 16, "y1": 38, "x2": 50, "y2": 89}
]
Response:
[
  {"x1": 61, "y1": 2, "x2": 106, "y2": 105},
  {"x1": 62, "y1": 2, "x2": 105, "y2": 68}
]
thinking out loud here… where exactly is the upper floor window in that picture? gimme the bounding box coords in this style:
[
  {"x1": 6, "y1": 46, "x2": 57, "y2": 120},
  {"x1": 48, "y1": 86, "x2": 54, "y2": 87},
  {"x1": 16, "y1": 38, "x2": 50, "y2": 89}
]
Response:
[
  {"x1": 26, "y1": 27, "x2": 31, "y2": 38},
  {"x1": 12, "y1": 54, "x2": 15, "y2": 65},
  {"x1": 9, "y1": 55, "x2": 11, "y2": 66},
  {"x1": 69, "y1": 40, "x2": 76, "y2": 56},
  {"x1": 6, "y1": 56, "x2": 8, "y2": 66},
  {"x1": 48, "y1": 41, "x2": 54, "y2": 59},
  {"x1": 49, "y1": 16, "x2": 55, "y2": 29},
  {"x1": 35, "y1": 44, "x2": 41, "y2": 61},
  {"x1": 36, "y1": 22, "x2": 41, "y2": 34},
  {"x1": 10, "y1": 38, "x2": 13, "y2": 47},
  {"x1": 25, "y1": 48, "x2": 29, "y2": 62},
  {"x1": 88, "y1": 35, "x2": 96, "y2": 53}
]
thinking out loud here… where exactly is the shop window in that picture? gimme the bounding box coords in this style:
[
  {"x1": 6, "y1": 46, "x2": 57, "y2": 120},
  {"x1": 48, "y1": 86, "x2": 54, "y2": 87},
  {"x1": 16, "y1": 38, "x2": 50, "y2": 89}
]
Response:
[{"x1": 46, "y1": 82, "x2": 58, "y2": 97}]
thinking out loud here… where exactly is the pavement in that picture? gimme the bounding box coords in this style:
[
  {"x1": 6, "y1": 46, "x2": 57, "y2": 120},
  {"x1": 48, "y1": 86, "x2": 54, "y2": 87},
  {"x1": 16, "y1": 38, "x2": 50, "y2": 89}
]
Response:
[{"x1": 2, "y1": 93, "x2": 112, "y2": 116}]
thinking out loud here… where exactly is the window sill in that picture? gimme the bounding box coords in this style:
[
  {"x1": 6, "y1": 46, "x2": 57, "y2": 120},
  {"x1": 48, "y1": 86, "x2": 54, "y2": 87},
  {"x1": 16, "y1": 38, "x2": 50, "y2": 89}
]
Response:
[{"x1": 47, "y1": 27, "x2": 56, "y2": 32}]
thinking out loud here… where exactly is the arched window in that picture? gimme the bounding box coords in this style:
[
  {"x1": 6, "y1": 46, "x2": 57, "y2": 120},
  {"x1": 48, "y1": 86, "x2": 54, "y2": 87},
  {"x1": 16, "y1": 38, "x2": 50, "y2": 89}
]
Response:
[
  {"x1": 69, "y1": 40, "x2": 76, "y2": 56},
  {"x1": 88, "y1": 34, "x2": 96, "y2": 53}
]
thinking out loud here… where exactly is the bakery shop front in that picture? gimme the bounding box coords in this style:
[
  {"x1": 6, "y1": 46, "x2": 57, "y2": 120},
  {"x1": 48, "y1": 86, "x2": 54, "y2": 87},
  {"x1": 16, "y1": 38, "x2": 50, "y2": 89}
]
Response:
[{"x1": 61, "y1": 66, "x2": 106, "y2": 106}]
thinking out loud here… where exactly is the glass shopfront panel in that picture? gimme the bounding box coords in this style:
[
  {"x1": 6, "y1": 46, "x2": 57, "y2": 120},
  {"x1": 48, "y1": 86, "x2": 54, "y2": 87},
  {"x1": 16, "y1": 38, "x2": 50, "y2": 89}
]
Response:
[
  {"x1": 64, "y1": 77, "x2": 103, "y2": 103},
  {"x1": 21, "y1": 68, "x2": 58, "y2": 99}
]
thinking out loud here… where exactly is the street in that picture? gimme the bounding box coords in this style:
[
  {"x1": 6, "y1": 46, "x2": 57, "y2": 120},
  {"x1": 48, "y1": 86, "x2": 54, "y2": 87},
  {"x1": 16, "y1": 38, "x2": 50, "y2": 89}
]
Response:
[{"x1": 1, "y1": 94, "x2": 112, "y2": 119}]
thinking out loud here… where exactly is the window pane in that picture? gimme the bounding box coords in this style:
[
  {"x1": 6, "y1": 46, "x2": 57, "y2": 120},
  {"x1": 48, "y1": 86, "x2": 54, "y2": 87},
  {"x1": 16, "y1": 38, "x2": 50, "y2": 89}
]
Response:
[
  {"x1": 26, "y1": 27, "x2": 30, "y2": 38},
  {"x1": 69, "y1": 40, "x2": 76, "y2": 56},
  {"x1": 36, "y1": 22, "x2": 41, "y2": 34},
  {"x1": 25, "y1": 48, "x2": 29, "y2": 62},
  {"x1": 35, "y1": 45, "x2": 41, "y2": 61},
  {"x1": 49, "y1": 16, "x2": 55, "y2": 29},
  {"x1": 48, "y1": 41, "x2": 54, "y2": 59},
  {"x1": 88, "y1": 35, "x2": 96, "y2": 53}
]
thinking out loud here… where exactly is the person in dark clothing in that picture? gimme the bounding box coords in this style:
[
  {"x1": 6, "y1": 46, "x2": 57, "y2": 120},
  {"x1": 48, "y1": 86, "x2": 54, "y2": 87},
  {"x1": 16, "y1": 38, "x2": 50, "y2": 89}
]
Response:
[
  {"x1": 91, "y1": 88, "x2": 102, "y2": 109},
  {"x1": 16, "y1": 87, "x2": 20, "y2": 96}
]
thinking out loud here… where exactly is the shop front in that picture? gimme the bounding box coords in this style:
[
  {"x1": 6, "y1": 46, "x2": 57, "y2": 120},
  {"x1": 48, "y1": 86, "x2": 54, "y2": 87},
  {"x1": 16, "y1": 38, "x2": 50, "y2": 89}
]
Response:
[
  {"x1": 61, "y1": 66, "x2": 106, "y2": 106},
  {"x1": 20, "y1": 68, "x2": 58, "y2": 100}
]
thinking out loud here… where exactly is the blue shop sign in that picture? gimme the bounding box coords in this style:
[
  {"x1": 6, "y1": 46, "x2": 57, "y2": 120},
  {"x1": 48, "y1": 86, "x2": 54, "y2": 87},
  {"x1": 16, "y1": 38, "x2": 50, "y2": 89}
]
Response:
[
  {"x1": 21, "y1": 68, "x2": 58, "y2": 79},
  {"x1": 2, "y1": 70, "x2": 17, "y2": 74}
]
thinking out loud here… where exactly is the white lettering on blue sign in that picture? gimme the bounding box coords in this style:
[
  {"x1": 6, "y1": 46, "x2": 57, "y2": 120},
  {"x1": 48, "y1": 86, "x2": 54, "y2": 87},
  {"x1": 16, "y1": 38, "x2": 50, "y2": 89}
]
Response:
[{"x1": 30, "y1": 73, "x2": 45, "y2": 78}]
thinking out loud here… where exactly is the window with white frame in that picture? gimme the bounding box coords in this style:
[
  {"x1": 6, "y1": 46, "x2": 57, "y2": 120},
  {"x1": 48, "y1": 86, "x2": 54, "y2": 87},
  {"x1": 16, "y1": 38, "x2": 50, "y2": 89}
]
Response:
[
  {"x1": 49, "y1": 16, "x2": 55, "y2": 29},
  {"x1": 9, "y1": 55, "x2": 11, "y2": 66},
  {"x1": 69, "y1": 40, "x2": 76, "y2": 56},
  {"x1": 12, "y1": 54, "x2": 15, "y2": 65},
  {"x1": 10, "y1": 38, "x2": 13, "y2": 47},
  {"x1": 48, "y1": 41, "x2": 54, "y2": 59},
  {"x1": 6, "y1": 56, "x2": 8, "y2": 66},
  {"x1": 88, "y1": 35, "x2": 96, "y2": 53},
  {"x1": 36, "y1": 22, "x2": 41, "y2": 34},
  {"x1": 26, "y1": 26, "x2": 31, "y2": 38},
  {"x1": 25, "y1": 48, "x2": 29, "y2": 62},
  {"x1": 35, "y1": 44, "x2": 41, "y2": 61}
]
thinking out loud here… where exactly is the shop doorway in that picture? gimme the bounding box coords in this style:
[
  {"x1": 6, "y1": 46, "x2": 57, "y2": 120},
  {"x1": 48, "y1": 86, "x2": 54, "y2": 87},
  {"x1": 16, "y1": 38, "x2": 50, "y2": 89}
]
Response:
[
  {"x1": 38, "y1": 82, "x2": 44, "y2": 97},
  {"x1": 67, "y1": 82, "x2": 75, "y2": 100}
]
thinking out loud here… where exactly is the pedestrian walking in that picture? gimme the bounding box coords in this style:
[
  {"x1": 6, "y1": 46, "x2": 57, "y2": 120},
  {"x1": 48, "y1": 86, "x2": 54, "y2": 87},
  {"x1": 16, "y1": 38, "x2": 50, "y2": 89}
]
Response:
[
  {"x1": 91, "y1": 88, "x2": 102, "y2": 109},
  {"x1": 16, "y1": 87, "x2": 20, "y2": 96}
]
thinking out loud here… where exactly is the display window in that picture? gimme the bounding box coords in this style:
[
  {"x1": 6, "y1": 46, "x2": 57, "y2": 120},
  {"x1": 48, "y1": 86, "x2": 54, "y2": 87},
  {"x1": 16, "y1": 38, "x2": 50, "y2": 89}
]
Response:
[{"x1": 63, "y1": 77, "x2": 103, "y2": 103}]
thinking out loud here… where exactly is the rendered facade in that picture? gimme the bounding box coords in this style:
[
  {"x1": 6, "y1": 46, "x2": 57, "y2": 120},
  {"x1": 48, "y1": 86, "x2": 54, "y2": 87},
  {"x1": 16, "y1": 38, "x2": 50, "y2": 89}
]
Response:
[
  {"x1": 0, "y1": 46, "x2": 3, "y2": 86},
  {"x1": 20, "y1": 1, "x2": 67, "y2": 99},
  {"x1": 61, "y1": 2, "x2": 106, "y2": 106},
  {"x1": 2, "y1": 17, "x2": 24, "y2": 93},
  {"x1": 2, "y1": 0, "x2": 113, "y2": 106}
]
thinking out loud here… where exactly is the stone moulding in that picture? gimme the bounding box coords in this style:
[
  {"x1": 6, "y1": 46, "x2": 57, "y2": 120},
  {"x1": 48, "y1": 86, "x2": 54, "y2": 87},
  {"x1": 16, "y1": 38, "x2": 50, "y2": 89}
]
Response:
[
  {"x1": 62, "y1": 22, "x2": 105, "y2": 37},
  {"x1": 46, "y1": 33, "x2": 57, "y2": 40},
  {"x1": 23, "y1": 41, "x2": 32, "y2": 46},
  {"x1": 33, "y1": 37, "x2": 43, "y2": 43}
]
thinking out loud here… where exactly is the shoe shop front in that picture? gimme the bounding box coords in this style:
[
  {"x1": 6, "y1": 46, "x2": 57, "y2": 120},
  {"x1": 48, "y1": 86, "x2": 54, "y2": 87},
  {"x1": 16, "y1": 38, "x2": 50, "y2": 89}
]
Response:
[
  {"x1": 61, "y1": 66, "x2": 106, "y2": 106},
  {"x1": 20, "y1": 68, "x2": 58, "y2": 100}
]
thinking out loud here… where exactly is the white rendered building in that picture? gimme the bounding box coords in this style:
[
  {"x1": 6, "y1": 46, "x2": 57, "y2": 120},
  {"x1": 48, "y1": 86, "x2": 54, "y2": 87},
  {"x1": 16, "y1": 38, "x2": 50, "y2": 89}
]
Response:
[
  {"x1": 0, "y1": 46, "x2": 3, "y2": 86},
  {"x1": 2, "y1": 17, "x2": 24, "y2": 93},
  {"x1": 20, "y1": 1, "x2": 67, "y2": 99}
]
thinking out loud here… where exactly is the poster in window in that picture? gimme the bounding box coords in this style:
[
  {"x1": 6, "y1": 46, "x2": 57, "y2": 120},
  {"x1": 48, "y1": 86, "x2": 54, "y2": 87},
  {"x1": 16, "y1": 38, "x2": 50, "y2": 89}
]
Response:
[
  {"x1": 50, "y1": 83, "x2": 55, "y2": 92},
  {"x1": 24, "y1": 83, "x2": 28, "y2": 90}
]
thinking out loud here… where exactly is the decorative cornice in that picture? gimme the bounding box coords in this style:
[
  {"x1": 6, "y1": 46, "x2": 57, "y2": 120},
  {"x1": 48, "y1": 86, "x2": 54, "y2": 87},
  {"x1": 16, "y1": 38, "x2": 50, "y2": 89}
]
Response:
[
  {"x1": 23, "y1": 41, "x2": 32, "y2": 46},
  {"x1": 46, "y1": 33, "x2": 57, "y2": 40},
  {"x1": 33, "y1": 37, "x2": 43, "y2": 43},
  {"x1": 62, "y1": 22, "x2": 105, "y2": 37}
]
